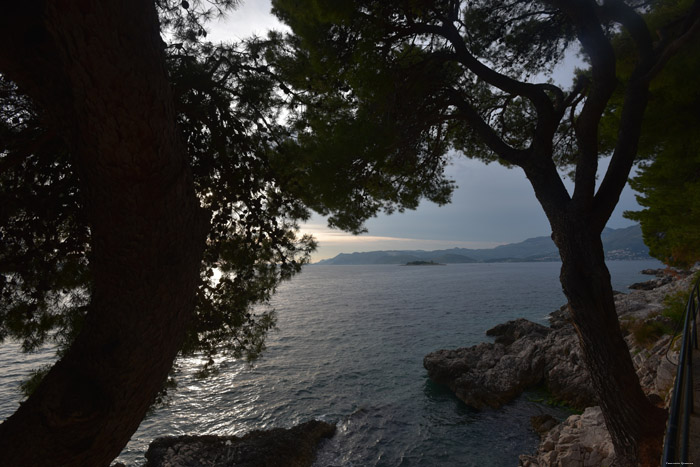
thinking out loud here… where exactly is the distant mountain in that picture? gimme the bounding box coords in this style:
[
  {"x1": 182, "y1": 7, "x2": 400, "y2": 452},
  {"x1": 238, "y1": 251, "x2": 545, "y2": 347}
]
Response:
[{"x1": 315, "y1": 225, "x2": 650, "y2": 265}]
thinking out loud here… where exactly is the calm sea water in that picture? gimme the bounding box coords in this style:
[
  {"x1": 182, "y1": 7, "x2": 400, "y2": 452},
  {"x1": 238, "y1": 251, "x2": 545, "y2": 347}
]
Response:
[{"x1": 0, "y1": 260, "x2": 662, "y2": 466}]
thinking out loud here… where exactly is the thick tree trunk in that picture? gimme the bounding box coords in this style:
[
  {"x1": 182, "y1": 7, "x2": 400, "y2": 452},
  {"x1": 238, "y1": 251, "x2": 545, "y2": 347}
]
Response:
[
  {"x1": 552, "y1": 220, "x2": 666, "y2": 465},
  {"x1": 0, "y1": 2, "x2": 209, "y2": 466}
]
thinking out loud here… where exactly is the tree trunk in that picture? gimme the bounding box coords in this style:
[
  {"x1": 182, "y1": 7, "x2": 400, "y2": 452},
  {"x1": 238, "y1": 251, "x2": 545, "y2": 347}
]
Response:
[
  {"x1": 552, "y1": 219, "x2": 666, "y2": 465},
  {"x1": 0, "y1": 2, "x2": 209, "y2": 465}
]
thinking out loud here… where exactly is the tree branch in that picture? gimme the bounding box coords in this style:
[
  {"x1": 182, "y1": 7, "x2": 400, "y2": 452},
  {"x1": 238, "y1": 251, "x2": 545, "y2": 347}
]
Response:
[
  {"x1": 592, "y1": 80, "x2": 648, "y2": 231},
  {"x1": 435, "y1": 20, "x2": 557, "y2": 121},
  {"x1": 448, "y1": 88, "x2": 571, "y2": 225},
  {"x1": 600, "y1": 0, "x2": 654, "y2": 64},
  {"x1": 644, "y1": 0, "x2": 700, "y2": 81},
  {"x1": 552, "y1": 0, "x2": 617, "y2": 215},
  {"x1": 0, "y1": 2, "x2": 73, "y2": 134},
  {"x1": 446, "y1": 89, "x2": 529, "y2": 166},
  {"x1": 594, "y1": 1, "x2": 700, "y2": 230}
]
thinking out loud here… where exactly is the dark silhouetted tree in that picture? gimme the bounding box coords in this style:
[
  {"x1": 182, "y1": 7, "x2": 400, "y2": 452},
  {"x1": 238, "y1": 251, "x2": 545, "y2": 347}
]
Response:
[
  {"x1": 0, "y1": 1, "x2": 315, "y2": 465},
  {"x1": 268, "y1": 0, "x2": 700, "y2": 463},
  {"x1": 616, "y1": 24, "x2": 700, "y2": 268}
]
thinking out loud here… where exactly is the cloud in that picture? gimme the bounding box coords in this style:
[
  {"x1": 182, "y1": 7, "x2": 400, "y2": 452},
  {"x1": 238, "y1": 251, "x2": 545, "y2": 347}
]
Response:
[
  {"x1": 300, "y1": 154, "x2": 640, "y2": 262},
  {"x1": 206, "y1": 1, "x2": 287, "y2": 42},
  {"x1": 204, "y1": 4, "x2": 641, "y2": 263},
  {"x1": 300, "y1": 222, "x2": 505, "y2": 261}
]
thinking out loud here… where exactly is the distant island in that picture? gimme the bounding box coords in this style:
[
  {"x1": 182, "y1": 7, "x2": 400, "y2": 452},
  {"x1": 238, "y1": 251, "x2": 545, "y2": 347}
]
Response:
[
  {"x1": 404, "y1": 260, "x2": 445, "y2": 266},
  {"x1": 315, "y1": 225, "x2": 651, "y2": 265}
]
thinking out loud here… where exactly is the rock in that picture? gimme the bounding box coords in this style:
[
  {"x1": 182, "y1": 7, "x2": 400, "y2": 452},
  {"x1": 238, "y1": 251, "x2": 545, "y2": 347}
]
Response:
[
  {"x1": 424, "y1": 314, "x2": 595, "y2": 410},
  {"x1": 547, "y1": 306, "x2": 572, "y2": 330},
  {"x1": 629, "y1": 275, "x2": 673, "y2": 290},
  {"x1": 425, "y1": 266, "x2": 696, "y2": 411},
  {"x1": 630, "y1": 267, "x2": 691, "y2": 290},
  {"x1": 641, "y1": 267, "x2": 690, "y2": 278},
  {"x1": 425, "y1": 267, "x2": 698, "y2": 464},
  {"x1": 517, "y1": 269, "x2": 699, "y2": 466},
  {"x1": 531, "y1": 414, "x2": 559, "y2": 438},
  {"x1": 541, "y1": 332, "x2": 595, "y2": 408},
  {"x1": 424, "y1": 320, "x2": 550, "y2": 409},
  {"x1": 486, "y1": 318, "x2": 552, "y2": 345},
  {"x1": 519, "y1": 407, "x2": 614, "y2": 467},
  {"x1": 144, "y1": 420, "x2": 335, "y2": 467}
]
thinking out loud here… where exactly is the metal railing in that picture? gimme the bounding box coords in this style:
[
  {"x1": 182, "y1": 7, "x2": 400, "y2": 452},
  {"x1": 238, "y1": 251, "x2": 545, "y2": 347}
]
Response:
[{"x1": 662, "y1": 276, "x2": 700, "y2": 464}]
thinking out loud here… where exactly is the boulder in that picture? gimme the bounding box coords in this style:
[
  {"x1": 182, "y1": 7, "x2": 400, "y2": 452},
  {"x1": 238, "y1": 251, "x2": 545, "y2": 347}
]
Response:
[
  {"x1": 519, "y1": 407, "x2": 614, "y2": 467},
  {"x1": 144, "y1": 420, "x2": 335, "y2": 467},
  {"x1": 423, "y1": 314, "x2": 595, "y2": 410},
  {"x1": 486, "y1": 318, "x2": 552, "y2": 345},
  {"x1": 424, "y1": 320, "x2": 551, "y2": 409},
  {"x1": 542, "y1": 329, "x2": 595, "y2": 408},
  {"x1": 531, "y1": 414, "x2": 559, "y2": 438}
]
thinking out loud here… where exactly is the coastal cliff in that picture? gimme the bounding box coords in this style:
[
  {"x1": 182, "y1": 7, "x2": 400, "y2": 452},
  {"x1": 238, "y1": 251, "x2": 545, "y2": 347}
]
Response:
[{"x1": 424, "y1": 268, "x2": 694, "y2": 466}]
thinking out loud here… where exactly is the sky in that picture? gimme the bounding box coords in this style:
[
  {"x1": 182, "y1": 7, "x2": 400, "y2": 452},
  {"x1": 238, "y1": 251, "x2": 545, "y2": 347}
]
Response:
[{"x1": 207, "y1": 1, "x2": 642, "y2": 262}]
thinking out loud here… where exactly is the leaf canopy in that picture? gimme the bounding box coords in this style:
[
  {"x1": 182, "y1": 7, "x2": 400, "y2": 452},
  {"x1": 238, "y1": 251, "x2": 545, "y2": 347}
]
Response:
[
  {"x1": 268, "y1": 0, "x2": 589, "y2": 233},
  {"x1": 621, "y1": 31, "x2": 700, "y2": 267},
  {"x1": 270, "y1": 0, "x2": 700, "y2": 238},
  {"x1": 0, "y1": 1, "x2": 315, "y2": 375}
]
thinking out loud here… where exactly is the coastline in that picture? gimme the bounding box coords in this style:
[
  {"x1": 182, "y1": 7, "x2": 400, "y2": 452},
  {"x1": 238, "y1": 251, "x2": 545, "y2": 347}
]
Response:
[
  {"x1": 424, "y1": 267, "x2": 694, "y2": 465},
  {"x1": 96, "y1": 262, "x2": 665, "y2": 465}
]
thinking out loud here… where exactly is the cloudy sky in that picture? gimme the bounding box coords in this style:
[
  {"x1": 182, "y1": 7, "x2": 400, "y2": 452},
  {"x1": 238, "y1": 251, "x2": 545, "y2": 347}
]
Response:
[{"x1": 207, "y1": 1, "x2": 641, "y2": 262}]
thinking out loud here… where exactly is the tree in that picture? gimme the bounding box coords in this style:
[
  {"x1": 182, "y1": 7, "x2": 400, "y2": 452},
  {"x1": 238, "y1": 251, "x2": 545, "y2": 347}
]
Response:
[
  {"x1": 0, "y1": 2, "x2": 207, "y2": 464},
  {"x1": 0, "y1": 1, "x2": 314, "y2": 465},
  {"x1": 618, "y1": 30, "x2": 700, "y2": 268},
  {"x1": 627, "y1": 148, "x2": 700, "y2": 268},
  {"x1": 268, "y1": 0, "x2": 700, "y2": 463}
]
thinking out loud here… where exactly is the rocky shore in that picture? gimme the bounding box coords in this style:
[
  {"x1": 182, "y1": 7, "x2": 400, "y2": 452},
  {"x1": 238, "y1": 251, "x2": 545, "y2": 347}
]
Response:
[
  {"x1": 424, "y1": 267, "x2": 695, "y2": 466},
  {"x1": 113, "y1": 269, "x2": 690, "y2": 467}
]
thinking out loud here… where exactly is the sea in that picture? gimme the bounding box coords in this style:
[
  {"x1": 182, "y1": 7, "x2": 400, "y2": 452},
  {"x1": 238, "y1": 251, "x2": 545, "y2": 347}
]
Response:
[{"x1": 0, "y1": 260, "x2": 663, "y2": 466}]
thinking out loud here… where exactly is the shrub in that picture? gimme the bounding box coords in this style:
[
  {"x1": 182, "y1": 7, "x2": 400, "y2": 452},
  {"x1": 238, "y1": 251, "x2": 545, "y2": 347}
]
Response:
[
  {"x1": 663, "y1": 289, "x2": 688, "y2": 328},
  {"x1": 622, "y1": 313, "x2": 672, "y2": 348},
  {"x1": 663, "y1": 271, "x2": 700, "y2": 329}
]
